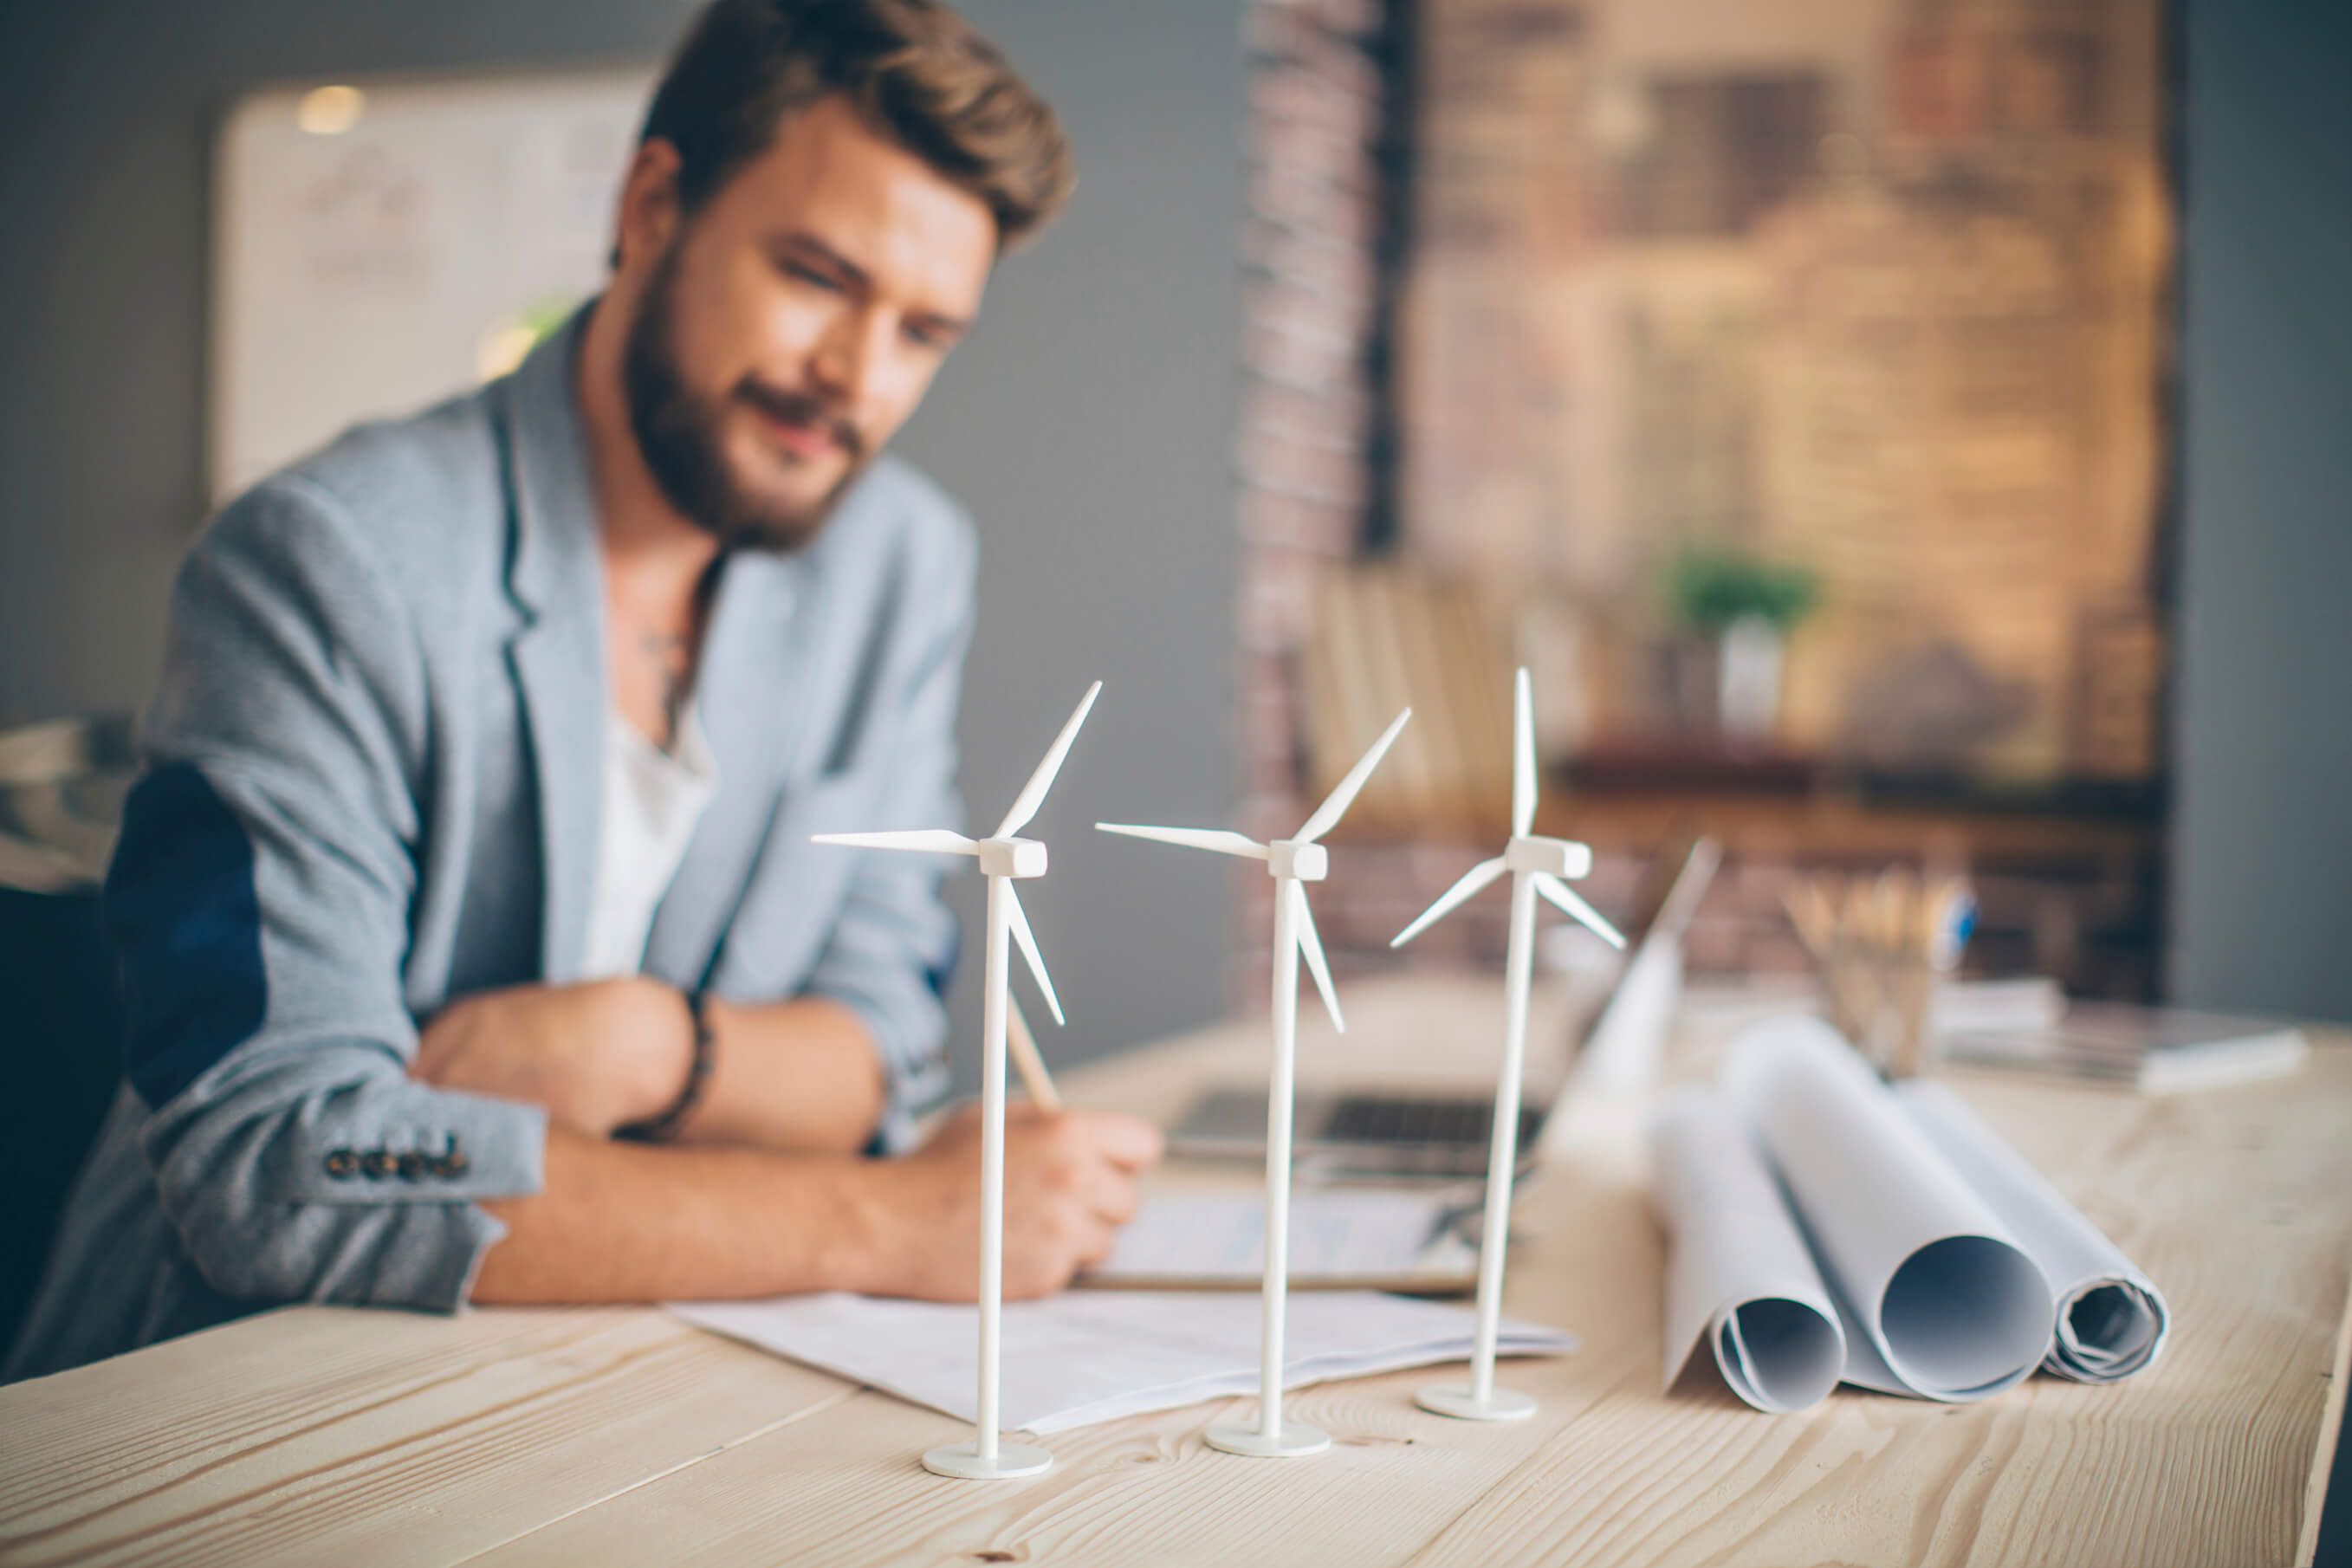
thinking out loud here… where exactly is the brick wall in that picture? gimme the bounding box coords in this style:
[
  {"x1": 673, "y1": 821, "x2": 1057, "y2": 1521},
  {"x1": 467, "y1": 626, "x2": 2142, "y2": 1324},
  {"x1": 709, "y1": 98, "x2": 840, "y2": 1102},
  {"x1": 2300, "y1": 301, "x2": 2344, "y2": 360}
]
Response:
[
  {"x1": 1233, "y1": 0, "x2": 2163, "y2": 1009},
  {"x1": 1237, "y1": 0, "x2": 1695, "y2": 1001},
  {"x1": 1234, "y1": 0, "x2": 1395, "y2": 1008}
]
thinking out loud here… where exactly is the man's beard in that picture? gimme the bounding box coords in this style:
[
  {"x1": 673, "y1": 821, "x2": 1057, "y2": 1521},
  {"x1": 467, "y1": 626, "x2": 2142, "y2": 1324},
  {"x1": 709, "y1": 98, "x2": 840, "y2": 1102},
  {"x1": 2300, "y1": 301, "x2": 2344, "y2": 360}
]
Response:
[{"x1": 620, "y1": 245, "x2": 866, "y2": 553}]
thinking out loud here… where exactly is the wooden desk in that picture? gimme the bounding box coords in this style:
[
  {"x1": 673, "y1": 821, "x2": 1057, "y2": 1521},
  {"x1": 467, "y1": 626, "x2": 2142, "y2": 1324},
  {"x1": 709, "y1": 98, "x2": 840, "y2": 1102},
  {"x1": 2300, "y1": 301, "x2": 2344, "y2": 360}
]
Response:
[{"x1": 3, "y1": 978, "x2": 2348, "y2": 1567}]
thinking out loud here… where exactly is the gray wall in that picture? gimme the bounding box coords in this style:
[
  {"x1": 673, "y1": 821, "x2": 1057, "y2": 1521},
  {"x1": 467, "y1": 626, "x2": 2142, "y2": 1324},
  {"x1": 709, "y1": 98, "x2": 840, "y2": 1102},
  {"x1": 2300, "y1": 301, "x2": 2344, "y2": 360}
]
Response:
[
  {"x1": 0, "y1": 0, "x2": 1244, "y2": 1078},
  {"x1": 895, "y1": 4, "x2": 1244, "y2": 1080},
  {"x1": 2170, "y1": 0, "x2": 2352, "y2": 1023}
]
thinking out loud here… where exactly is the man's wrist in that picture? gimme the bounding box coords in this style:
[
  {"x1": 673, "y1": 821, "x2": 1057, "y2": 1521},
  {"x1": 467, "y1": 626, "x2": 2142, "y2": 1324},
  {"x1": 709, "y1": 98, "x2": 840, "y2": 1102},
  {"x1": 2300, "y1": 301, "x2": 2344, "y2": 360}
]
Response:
[
  {"x1": 615, "y1": 987, "x2": 713, "y2": 1143},
  {"x1": 827, "y1": 1155, "x2": 913, "y2": 1295}
]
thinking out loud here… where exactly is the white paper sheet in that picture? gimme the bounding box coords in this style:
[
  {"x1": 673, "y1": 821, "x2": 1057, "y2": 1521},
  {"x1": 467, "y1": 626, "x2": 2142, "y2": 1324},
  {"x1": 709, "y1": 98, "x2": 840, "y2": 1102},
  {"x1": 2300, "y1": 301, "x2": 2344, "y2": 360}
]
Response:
[
  {"x1": 1650, "y1": 1091, "x2": 1846, "y2": 1411},
  {"x1": 669, "y1": 1291, "x2": 1573, "y2": 1435},
  {"x1": 1086, "y1": 1191, "x2": 1478, "y2": 1286},
  {"x1": 1721, "y1": 1016, "x2": 2054, "y2": 1402},
  {"x1": 1892, "y1": 1080, "x2": 2169, "y2": 1382}
]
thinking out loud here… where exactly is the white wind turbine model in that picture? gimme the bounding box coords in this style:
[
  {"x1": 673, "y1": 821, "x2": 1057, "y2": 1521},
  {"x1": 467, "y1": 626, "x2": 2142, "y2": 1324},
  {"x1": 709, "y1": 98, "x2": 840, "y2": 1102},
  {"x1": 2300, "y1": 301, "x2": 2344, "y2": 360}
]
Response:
[
  {"x1": 1098, "y1": 707, "x2": 1411, "y2": 1459},
  {"x1": 813, "y1": 680, "x2": 1101, "y2": 1481},
  {"x1": 1390, "y1": 668, "x2": 1623, "y2": 1422}
]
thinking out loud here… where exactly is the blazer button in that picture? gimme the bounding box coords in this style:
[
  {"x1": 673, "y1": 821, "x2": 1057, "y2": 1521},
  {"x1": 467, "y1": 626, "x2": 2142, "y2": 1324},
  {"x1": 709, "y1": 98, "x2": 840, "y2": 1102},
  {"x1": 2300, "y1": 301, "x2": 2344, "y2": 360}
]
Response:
[
  {"x1": 431, "y1": 1137, "x2": 469, "y2": 1179},
  {"x1": 395, "y1": 1150, "x2": 427, "y2": 1181},
  {"x1": 360, "y1": 1148, "x2": 397, "y2": 1179},
  {"x1": 323, "y1": 1148, "x2": 360, "y2": 1179}
]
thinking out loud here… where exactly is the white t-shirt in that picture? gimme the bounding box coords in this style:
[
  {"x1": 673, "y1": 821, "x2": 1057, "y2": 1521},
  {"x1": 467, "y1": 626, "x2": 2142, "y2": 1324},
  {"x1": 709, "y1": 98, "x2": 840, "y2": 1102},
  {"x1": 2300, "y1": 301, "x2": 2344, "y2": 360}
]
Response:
[{"x1": 579, "y1": 703, "x2": 720, "y2": 980}]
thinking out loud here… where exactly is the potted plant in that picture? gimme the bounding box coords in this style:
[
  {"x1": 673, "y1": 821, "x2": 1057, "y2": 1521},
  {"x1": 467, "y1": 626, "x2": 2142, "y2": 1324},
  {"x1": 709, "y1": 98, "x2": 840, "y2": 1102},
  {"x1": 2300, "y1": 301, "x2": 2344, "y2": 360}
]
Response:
[{"x1": 1664, "y1": 548, "x2": 1820, "y2": 741}]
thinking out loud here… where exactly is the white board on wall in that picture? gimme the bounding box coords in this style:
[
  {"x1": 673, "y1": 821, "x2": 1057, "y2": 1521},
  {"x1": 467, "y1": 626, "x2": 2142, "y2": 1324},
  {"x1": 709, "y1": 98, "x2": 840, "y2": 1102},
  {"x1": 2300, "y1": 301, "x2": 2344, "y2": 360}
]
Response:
[{"x1": 210, "y1": 66, "x2": 656, "y2": 504}]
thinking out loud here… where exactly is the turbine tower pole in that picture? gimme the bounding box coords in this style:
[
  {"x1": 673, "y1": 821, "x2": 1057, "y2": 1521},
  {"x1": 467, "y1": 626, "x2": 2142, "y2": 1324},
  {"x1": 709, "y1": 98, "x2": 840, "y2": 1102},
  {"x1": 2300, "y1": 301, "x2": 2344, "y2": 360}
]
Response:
[
  {"x1": 976, "y1": 870, "x2": 1009, "y2": 1461},
  {"x1": 1472, "y1": 865, "x2": 1539, "y2": 1405},
  {"x1": 1260, "y1": 873, "x2": 1301, "y2": 1440}
]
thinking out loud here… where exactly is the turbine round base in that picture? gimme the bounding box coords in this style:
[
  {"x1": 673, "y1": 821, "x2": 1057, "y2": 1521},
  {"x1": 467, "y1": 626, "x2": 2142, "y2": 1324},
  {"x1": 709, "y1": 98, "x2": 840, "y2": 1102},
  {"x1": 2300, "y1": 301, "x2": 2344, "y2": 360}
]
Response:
[
  {"x1": 1205, "y1": 1420, "x2": 1331, "y2": 1458},
  {"x1": 921, "y1": 1440, "x2": 1054, "y2": 1480},
  {"x1": 1414, "y1": 1383, "x2": 1537, "y2": 1422}
]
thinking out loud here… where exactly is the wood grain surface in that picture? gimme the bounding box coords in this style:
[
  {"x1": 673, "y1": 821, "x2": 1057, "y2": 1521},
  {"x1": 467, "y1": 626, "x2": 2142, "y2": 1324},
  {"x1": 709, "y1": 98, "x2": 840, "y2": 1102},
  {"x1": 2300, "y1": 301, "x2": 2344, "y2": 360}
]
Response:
[
  {"x1": 2, "y1": 977, "x2": 2345, "y2": 1568},
  {"x1": 0, "y1": 1307, "x2": 850, "y2": 1567}
]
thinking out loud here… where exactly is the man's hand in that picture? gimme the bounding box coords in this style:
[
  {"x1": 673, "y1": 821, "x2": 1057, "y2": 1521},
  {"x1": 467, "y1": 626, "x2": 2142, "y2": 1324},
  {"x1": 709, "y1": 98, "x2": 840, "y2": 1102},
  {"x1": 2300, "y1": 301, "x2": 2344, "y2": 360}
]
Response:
[
  {"x1": 858, "y1": 1102, "x2": 1164, "y2": 1299},
  {"x1": 412, "y1": 977, "x2": 691, "y2": 1137}
]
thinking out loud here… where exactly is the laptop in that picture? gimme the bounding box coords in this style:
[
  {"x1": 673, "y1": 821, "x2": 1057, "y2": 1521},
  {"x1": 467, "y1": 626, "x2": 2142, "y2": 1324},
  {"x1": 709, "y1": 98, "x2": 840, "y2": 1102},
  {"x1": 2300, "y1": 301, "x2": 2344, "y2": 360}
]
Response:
[{"x1": 1167, "y1": 836, "x2": 1720, "y2": 1179}]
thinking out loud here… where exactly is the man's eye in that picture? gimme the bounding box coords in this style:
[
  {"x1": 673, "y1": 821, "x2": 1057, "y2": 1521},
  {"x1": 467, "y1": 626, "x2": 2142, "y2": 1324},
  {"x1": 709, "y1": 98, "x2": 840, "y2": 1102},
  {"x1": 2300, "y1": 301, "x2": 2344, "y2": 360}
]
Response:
[
  {"x1": 903, "y1": 321, "x2": 947, "y2": 350},
  {"x1": 782, "y1": 258, "x2": 839, "y2": 290}
]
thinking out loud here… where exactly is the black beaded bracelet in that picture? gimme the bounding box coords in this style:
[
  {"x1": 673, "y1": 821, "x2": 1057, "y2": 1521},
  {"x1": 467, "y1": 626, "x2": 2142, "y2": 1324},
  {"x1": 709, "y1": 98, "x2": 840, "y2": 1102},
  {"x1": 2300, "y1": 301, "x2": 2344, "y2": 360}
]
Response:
[{"x1": 616, "y1": 988, "x2": 714, "y2": 1144}]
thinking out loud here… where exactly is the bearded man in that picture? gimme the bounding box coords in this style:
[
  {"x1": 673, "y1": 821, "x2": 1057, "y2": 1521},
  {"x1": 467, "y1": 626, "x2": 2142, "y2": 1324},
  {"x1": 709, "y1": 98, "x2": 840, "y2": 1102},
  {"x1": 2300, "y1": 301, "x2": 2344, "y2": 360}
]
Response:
[{"x1": 6, "y1": 0, "x2": 1161, "y2": 1382}]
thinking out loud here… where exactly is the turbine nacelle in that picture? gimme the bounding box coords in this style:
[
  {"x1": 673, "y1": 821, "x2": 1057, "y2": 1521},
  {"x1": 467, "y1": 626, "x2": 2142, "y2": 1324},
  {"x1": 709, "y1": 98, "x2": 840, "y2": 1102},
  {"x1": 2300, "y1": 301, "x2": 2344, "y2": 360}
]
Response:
[
  {"x1": 1096, "y1": 706, "x2": 1413, "y2": 1042},
  {"x1": 1389, "y1": 670, "x2": 1624, "y2": 952},
  {"x1": 1267, "y1": 840, "x2": 1328, "y2": 882},
  {"x1": 1504, "y1": 835, "x2": 1591, "y2": 879},
  {"x1": 977, "y1": 838, "x2": 1049, "y2": 879},
  {"x1": 813, "y1": 680, "x2": 1103, "y2": 1032}
]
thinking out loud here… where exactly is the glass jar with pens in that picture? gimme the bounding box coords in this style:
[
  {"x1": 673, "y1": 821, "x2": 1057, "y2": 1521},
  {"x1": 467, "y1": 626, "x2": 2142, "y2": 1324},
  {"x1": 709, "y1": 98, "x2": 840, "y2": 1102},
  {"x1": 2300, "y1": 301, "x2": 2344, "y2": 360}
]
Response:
[{"x1": 1781, "y1": 869, "x2": 1976, "y2": 1079}]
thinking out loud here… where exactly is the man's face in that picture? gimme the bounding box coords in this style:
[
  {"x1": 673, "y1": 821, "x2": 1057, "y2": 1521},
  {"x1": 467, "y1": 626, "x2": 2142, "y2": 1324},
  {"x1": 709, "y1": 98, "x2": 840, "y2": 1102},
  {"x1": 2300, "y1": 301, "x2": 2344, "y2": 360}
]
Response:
[{"x1": 622, "y1": 95, "x2": 996, "y2": 550}]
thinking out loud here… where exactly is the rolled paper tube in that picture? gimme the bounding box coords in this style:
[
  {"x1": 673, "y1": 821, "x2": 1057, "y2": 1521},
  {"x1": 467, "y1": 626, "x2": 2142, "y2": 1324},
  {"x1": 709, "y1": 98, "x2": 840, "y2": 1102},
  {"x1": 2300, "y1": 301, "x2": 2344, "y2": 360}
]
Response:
[
  {"x1": 1651, "y1": 1091, "x2": 1846, "y2": 1413},
  {"x1": 1893, "y1": 1079, "x2": 2168, "y2": 1383},
  {"x1": 1723, "y1": 1016, "x2": 2053, "y2": 1402}
]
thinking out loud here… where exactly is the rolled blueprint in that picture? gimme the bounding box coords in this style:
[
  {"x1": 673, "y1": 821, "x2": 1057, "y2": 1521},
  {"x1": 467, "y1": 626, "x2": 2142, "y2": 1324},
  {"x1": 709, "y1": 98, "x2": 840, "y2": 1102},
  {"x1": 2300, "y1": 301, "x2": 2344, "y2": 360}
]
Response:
[
  {"x1": 1652, "y1": 1090, "x2": 1846, "y2": 1412},
  {"x1": 1893, "y1": 1080, "x2": 2169, "y2": 1382},
  {"x1": 1722, "y1": 1016, "x2": 2054, "y2": 1402}
]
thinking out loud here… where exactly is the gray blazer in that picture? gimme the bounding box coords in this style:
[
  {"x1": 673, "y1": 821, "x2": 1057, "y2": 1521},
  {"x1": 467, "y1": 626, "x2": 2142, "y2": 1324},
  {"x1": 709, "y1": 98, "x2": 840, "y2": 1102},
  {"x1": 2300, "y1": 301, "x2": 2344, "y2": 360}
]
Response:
[{"x1": 5, "y1": 315, "x2": 974, "y2": 1380}]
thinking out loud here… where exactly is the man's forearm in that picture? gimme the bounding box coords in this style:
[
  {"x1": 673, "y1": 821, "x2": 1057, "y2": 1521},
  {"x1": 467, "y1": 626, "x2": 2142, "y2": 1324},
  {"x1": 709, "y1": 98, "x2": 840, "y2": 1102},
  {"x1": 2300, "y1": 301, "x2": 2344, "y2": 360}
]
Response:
[
  {"x1": 412, "y1": 982, "x2": 891, "y2": 1155},
  {"x1": 471, "y1": 1102, "x2": 1165, "y2": 1307},
  {"x1": 470, "y1": 1124, "x2": 902, "y2": 1302},
  {"x1": 681, "y1": 994, "x2": 887, "y2": 1154}
]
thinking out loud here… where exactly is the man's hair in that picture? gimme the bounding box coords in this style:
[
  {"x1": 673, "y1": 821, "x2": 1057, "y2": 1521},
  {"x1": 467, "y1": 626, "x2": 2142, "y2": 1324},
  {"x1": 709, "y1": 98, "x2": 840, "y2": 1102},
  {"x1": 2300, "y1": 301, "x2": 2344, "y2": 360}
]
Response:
[{"x1": 638, "y1": 0, "x2": 1073, "y2": 250}]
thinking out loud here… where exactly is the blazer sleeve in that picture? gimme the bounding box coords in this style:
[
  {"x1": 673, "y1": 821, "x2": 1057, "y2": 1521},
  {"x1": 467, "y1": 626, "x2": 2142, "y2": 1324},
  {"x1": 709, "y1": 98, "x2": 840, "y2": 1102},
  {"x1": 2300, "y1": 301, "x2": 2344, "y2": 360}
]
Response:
[
  {"x1": 794, "y1": 511, "x2": 976, "y2": 1153},
  {"x1": 107, "y1": 476, "x2": 547, "y2": 1312}
]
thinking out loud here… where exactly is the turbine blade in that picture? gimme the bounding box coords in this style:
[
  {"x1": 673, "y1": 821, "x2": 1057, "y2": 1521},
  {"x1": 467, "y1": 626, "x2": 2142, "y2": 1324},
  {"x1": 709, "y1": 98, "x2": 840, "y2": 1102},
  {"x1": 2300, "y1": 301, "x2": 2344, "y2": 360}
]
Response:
[
  {"x1": 810, "y1": 829, "x2": 979, "y2": 855},
  {"x1": 1093, "y1": 823, "x2": 1269, "y2": 859},
  {"x1": 1513, "y1": 665, "x2": 1537, "y2": 839},
  {"x1": 1535, "y1": 873, "x2": 1626, "y2": 949},
  {"x1": 1002, "y1": 883, "x2": 1064, "y2": 1027},
  {"x1": 994, "y1": 681, "x2": 1103, "y2": 839},
  {"x1": 1389, "y1": 857, "x2": 1507, "y2": 948},
  {"x1": 1296, "y1": 706, "x2": 1412, "y2": 844},
  {"x1": 1291, "y1": 880, "x2": 1344, "y2": 1033}
]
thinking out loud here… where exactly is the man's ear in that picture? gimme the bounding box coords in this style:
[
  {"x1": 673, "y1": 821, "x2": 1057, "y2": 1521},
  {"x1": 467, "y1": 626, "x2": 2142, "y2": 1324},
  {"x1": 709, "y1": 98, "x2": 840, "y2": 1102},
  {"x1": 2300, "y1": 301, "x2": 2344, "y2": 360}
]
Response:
[{"x1": 611, "y1": 139, "x2": 686, "y2": 276}]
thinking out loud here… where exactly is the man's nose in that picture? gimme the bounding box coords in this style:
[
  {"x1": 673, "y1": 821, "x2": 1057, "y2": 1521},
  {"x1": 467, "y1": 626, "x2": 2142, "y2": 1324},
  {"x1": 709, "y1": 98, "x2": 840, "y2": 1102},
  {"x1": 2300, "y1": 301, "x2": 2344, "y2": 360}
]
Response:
[{"x1": 808, "y1": 309, "x2": 896, "y2": 417}]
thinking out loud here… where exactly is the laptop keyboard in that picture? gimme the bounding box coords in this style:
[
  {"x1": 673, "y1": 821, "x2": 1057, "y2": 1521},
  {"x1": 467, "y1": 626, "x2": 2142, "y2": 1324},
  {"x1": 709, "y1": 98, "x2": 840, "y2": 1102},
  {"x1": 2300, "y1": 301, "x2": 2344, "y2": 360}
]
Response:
[
  {"x1": 1168, "y1": 1088, "x2": 1551, "y2": 1179},
  {"x1": 1322, "y1": 1095, "x2": 1545, "y2": 1150}
]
